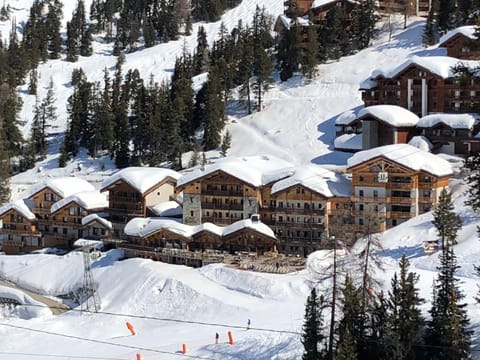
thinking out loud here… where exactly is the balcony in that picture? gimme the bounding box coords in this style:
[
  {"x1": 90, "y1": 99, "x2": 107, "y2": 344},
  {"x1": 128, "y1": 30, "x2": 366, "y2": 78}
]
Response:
[
  {"x1": 109, "y1": 195, "x2": 142, "y2": 202},
  {"x1": 202, "y1": 189, "x2": 243, "y2": 197},
  {"x1": 388, "y1": 183, "x2": 413, "y2": 190},
  {"x1": 390, "y1": 197, "x2": 413, "y2": 204},
  {"x1": 352, "y1": 196, "x2": 388, "y2": 203},
  {"x1": 201, "y1": 216, "x2": 236, "y2": 225},
  {"x1": 201, "y1": 202, "x2": 244, "y2": 211},
  {"x1": 389, "y1": 211, "x2": 413, "y2": 219},
  {"x1": 272, "y1": 207, "x2": 325, "y2": 215}
]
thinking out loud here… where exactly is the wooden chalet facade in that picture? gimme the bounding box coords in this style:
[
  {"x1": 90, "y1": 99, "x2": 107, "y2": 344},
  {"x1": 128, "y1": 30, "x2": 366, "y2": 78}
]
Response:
[
  {"x1": 260, "y1": 183, "x2": 330, "y2": 256},
  {"x1": 180, "y1": 171, "x2": 264, "y2": 226},
  {"x1": 347, "y1": 145, "x2": 452, "y2": 234},
  {"x1": 81, "y1": 215, "x2": 113, "y2": 241},
  {"x1": 44, "y1": 192, "x2": 108, "y2": 248},
  {"x1": 362, "y1": 59, "x2": 480, "y2": 116},
  {"x1": 439, "y1": 27, "x2": 480, "y2": 60},
  {"x1": 100, "y1": 168, "x2": 180, "y2": 233},
  {"x1": 0, "y1": 201, "x2": 42, "y2": 254}
]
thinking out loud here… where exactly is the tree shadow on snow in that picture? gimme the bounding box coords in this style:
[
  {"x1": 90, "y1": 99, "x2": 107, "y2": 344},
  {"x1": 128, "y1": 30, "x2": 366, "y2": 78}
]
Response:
[
  {"x1": 374, "y1": 20, "x2": 426, "y2": 52},
  {"x1": 379, "y1": 245, "x2": 426, "y2": 260}
]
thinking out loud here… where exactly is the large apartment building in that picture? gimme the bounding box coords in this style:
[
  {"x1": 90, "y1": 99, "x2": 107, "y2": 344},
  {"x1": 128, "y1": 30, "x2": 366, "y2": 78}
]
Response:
[{"x1": 346, "y1": 144, "x2": 452, "y2": 233}]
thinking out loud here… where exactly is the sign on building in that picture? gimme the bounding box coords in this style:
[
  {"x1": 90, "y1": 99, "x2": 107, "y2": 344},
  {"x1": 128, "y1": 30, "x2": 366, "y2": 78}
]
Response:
[{"x1": 378, "y1": 172, "x2": 388, "y2": 183}]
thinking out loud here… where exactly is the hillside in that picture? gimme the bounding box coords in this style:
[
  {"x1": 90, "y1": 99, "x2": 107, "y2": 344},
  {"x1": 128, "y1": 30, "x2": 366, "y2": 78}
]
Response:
[{"x1": 1, "y1": 0, "x2": 480, "y2": 359}]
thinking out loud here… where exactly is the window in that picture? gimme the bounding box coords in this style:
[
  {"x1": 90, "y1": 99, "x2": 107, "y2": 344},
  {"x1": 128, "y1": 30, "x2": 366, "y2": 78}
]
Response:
[
  {"x1": 63, "y1": 228, "x2": 67, "y2": 234},
  {"x1": 359, "y1": 190, "x2": 364, "y2": 197},
  {"x1": 359, "y1": 204, "x2": 364, "y2": 211},
  {"x1": 63, "y1": 217, "x2": 68, "y2": 223},
  {"x1": 359, "y1": 176, "x2": 364, "y2": 182},
  {"x1": 359, "y1": 218, "x2": 364, "y2": 225},
  {"x1": 373, "y1": 190, "x2": 378, "y2": 198},
  {"x1": 190, "y1": 211, "x2": 194, "y2": 217}
]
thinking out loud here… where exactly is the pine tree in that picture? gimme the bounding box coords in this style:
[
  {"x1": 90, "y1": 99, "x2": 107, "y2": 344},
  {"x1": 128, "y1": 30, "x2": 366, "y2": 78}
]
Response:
[
  {"x1": 337, "y1": 275, "x2": 366, "y2": 358},
  {"x1": 301, "y1": 24, "x2": 319, "y2": 80},
  {"x1": 194, "y1": 26, "x2": 210, "y2": 75},
  {"x1": 46, "y1": 0, "x2": 63, "y2": 59},
  {"x1": 237, "y1": 26, "x2": 254, "y2": 114},
  {"x1": 28, "y1": 69, "x2": 38, "y2": 95},
  {"x1": 201, "y1": 66, "x2": 225, "y2": 150},
  {"x1": 351, "y1": 0, "x2": 378, "y2": 51},
  {"x1": 220, "y1": 130, "x2": 231, "y2": 157},
  {"x1": 432, "y1": 188, "x2": 462, "y2": 247},
  {"x1": 301, "y1": 288, "x2": 326, "y2": 360},
  {"x1": 336, "y1": 328, "x2": 358, "y2": 360},
  {"x1": 0, "y1": 135, "x2": 10, "y2": 204},
  {"x1": 277, "y1": 19, "x2": 301, "y2": 81},
  {"x1": 424, "y1": 245, "x2": 472, "y2": 359},
  {"x1": 66, "y1": 22, "x2": 78, "y2": 62},
  {"x1": 423, "y1": 0, "x2": 439, "y2": 45},
  {"x1": 437, "y1": 0, "x2": 456, "y2": 34},
  {"x1": 464, "y1": 151, "x2": 480, "y2": 212},
  {"x1": 0, "y1": 84, "x2": 23, "y2": 157},
  {"x1": 387, "y1": 256, "x2": 424, "y2": 359}
]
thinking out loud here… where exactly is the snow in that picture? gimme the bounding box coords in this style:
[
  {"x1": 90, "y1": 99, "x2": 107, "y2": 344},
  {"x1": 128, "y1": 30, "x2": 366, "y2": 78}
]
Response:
[
  {"x1": 81, "y1": 213, "x2": 112, "y2": 229},
  {"x1": 347, "y1": 144, "x2": 453, "y2": 177},
  {"x1": 177, "y1": 155, "x2": 295, "y2": 188},
  {"x1": 408, "y1": 135, "x2": 433, "y2": 152},
  {"x1": 271, "y1": 165, "x2": 351, "y2": 197},
  {"x1": 372, "y1": 56, "x2": 480, "y2": 80},
  {"x1": 311, "y1": 0, "x2": 349, "y2": 8},
  {"x1": 100, "y1": 167, "x2": 181, "y2": 195},
  {"x1": 72, "y1": 239, "x2": 104, "y2": 250},
  {"x1": 417, "y1": 113, "x2": 480, "y2": 129},
  {"x1": 0, "y1": 199, "x2": 35, "y2": 221},
  {"x1": 0, "y1": 286, "x2": 51, "y2": 319},
  {"x1": 50, "y1": 191, "x2": 108, "y2": 214},
  {"x1": 439, "y1": 25, "x2": 476, "y2": 45},
  {"x1": 277, "y1": 14, "x2": 310, "y2": 29},
  {"x1": 335, "y1": 107, "x2": 362, "y2": 125},
  {"x1": 1, "y1": 2, "x2": 480, "y2": 358},
  {"x1": 22, "y1": 177, "x2": 96, "y2": 200},
  {"x1": 124, "y1": 217, "x2": 276, "y2": 239},
  {"x1": 148, "y1": 201, "x2": 183, "y2": 217},
  {"x1": 334, "y1": 133, "x2": 363, "y2": 150},
  {"x1": 358, "y1": 105, "x2": 420, "y2": 127}
]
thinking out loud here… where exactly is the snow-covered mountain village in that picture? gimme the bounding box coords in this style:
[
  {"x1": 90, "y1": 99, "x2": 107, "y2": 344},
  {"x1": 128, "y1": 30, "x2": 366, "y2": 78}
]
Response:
[{"x1": 0, "y1": 0, "x2": 480, "y2": 359}]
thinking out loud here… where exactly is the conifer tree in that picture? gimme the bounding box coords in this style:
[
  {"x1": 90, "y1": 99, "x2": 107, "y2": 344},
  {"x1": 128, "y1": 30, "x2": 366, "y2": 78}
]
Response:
[
  {"x1": 423, "y1": 0, "x2": 439, "y2": 45},
  {"x1": 28, "y1": 69, "x2": 38, "y2": 95},
  {"x1": 437, "y1": 0, "x2": 456, "y2": 34},
  {"x1": 237, "y1": 26, "x2": 254, "y2": 114},
  {"x1": 220, "y1": 130, "x2": 231, "y2": 157},
  {"x1": 301, "y1": 288, "x2": 326, "y2": 360},
  {"x1": 387, "y1": 256, "x2": 424, "y2": 359},
  {"x1": 351, "y1": 0, "x2": 378, "y2": 51},
  {"x1": 424, "y1": 244, "x2": 472, "y2": 359},
  {"x1": 336, "y1": 328, "x2": 358, "y2": 360},
  {"x1": 301, "y1": 24, "x2": 319, "y2": 80},
  {"x1": 46, "y1": 0, "x2": 63, "y2": 59},
  {"x1": 201, "y1": 66, "x2": 225, "y2": 150},
  {"x1": 194, "y1": 26, "x2": 210, "y2": 75},
  {"x1": 0, "y1": 130, "x2": 10, "y2": 204},
  {"x1": 464, "y1": 151, "x2": 480, "y2": 212},
  {"x1": 277, "y1": 19, "x2": 301, "y2": 81},
  {"x1": 0, "y1": 84, "x2": 23, "y2": 157},
  {"x1": 432, "y1": 188, "x2": 462, "y2": 247}
]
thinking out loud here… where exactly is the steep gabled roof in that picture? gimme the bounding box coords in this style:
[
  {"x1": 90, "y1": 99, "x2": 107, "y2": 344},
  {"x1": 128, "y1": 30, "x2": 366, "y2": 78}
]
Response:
[
  {"x1": 347, "y1": 144, "x2": 453, "y2": 177},
  {"x1": 177, "y1": 155, "x2": 294, "y2": 188},
  {"x1": 51, "y1": 191, "x2": 108, "y2": 214},
  {"x1": 81, "y1": 213, "x2": 113, "y2": 230},
  {"x1": 271, "y1": 165, "x2": 351, "y2": 198},
  {"x1": 358, "y1": 105, "x2": 419, "y2": 127},
  {"x1": 101, "y1": 167, "x2": 181, "y2": 194},
  {"x1": 0, "y1": 199, "x2": 36, "y2": 220},
  {"x1": 439, "y1": 26, "x2": 476, "y2": 46},
  {"x1": 24, "y1": 177, "x2": 95, "y2": 199}
]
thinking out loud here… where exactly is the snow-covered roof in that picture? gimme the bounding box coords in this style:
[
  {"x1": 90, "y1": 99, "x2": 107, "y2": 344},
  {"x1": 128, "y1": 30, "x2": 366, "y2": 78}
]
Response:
[
  {"x1": 417, "y1": 113, "x2": 480, "y2": 129},
  {"x1": 311, "y1": 0, "x2": 348, "y2": 9},
  {"x1": 276, "y1": 14, "x2": 310, "y2": 29},
  {"x1": 334, "y1": 133, "x2": 363, "y2": 150},
  {"x1": 177, "y1": 155, "x2": 295, "y2": 188},
  {"x1": 0, "y1": 199, "x2": 36, "y2": 221},
  {"x1": 271, "y1": 165, "x2": 351, "y2": 197},
  {"x1": 439, "y1": 26, "x2": 476, "y2": 45},
  {"x1": 101, "y1": 167, "x2": 181, "y2": 194},
  {"x1": 149, "y1": 201, "x2": 183, "y2": 217},
  {"x1": 81, "y1": 213, "x2": 113, "y2": 230},
  {"x1": 51, "y1": 191, "x2": 108, "y2": 214},
  {"x1": 408, "y1": 136, "x2": 433, "y2": 152},
  {"x1": 24, "y1": 177, "x2": 95, "y2": 199},
  {"x1": 335, "y1": 108, "x2": 361, "y2": 125},
  {"x1": 347, "y1": 144, "x2": 453, "y2": 177},
  {"x1": 358, "y1": 105, "x2": 419, "y2": 127},
  {"x1": 73, "y1": 239, "x2": 104, "y2": 250},
  {"x1": 124, "y1": 217, "x2": 276, "y2": 239},
  {"x1": 373, "y1": 56, "x2": 480, "y2": 80}
]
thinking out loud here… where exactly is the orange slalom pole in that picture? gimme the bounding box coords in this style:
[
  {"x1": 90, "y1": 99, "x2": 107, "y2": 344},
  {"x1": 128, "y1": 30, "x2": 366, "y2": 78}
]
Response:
[
  {"x1": 228, "y1": 331, "x2": 234, "y2": 345},
  {"x1": 182, "y1": 343, "x2": 187, "y2": 354},
  {"x1": 126, "y1": 321, "x2": 136, "y2": 336},
  {"x1": 136, "y1": 354, "x2": 142, "y2": 360}
]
